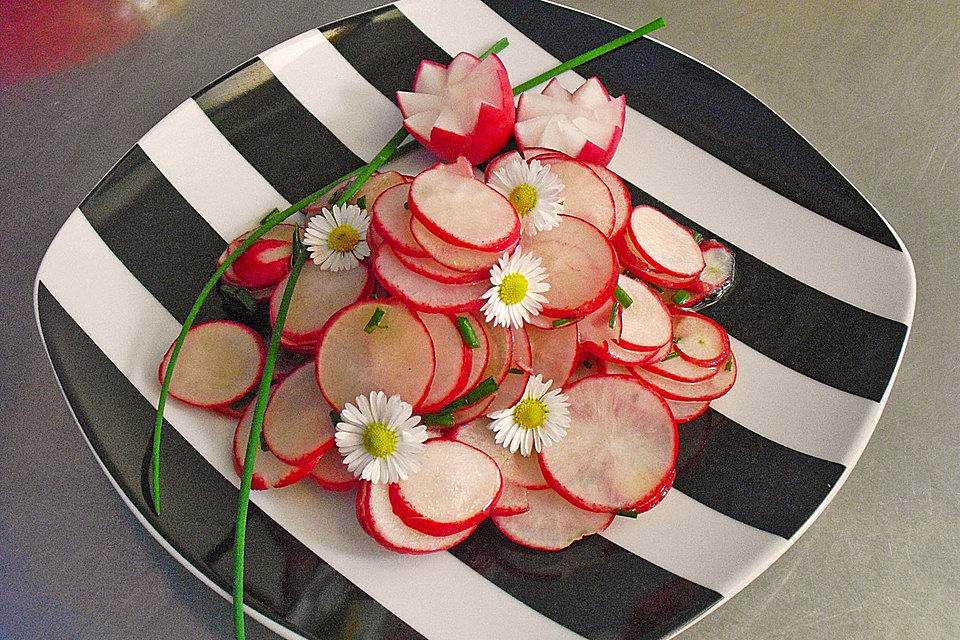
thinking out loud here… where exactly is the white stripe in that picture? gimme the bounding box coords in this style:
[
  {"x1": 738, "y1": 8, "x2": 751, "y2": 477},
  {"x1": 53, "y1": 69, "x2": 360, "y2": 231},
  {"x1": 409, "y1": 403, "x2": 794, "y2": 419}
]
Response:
[
  {"x1": 603, "y1": 490, "x2": 786, "y2": 596},
  {"x1": 37, "y1": 211, "x2": 583, "y2": 640},
  {"x1": 139, "y1": 99, "x2": 289, "y2": 241},
  {"x1": 395, "y1": 0, "x2": 914, "y2": 325}
]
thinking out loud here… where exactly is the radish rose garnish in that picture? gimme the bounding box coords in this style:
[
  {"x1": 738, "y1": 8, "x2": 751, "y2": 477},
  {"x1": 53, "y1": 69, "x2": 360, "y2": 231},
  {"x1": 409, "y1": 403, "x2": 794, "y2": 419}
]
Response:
[
  {"x1": 487, "y1": 374, "x2": 570, "y2": 456},
  {"x1": 487, "y1": 157, "x2": 564, "y2": 237},
  {"x1": 335, "y1": 391, "x2": 429, "y2": 484},
  {"x1": 303, "y1": 203, "x2": 370, "y2": 271},
  {"x1": 481, "y1": 247, "x2": 550, "y2": 329}
]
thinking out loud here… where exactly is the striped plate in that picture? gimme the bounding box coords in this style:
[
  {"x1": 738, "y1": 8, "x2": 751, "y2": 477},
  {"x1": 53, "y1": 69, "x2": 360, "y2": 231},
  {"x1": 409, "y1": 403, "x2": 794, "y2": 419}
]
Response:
[{"x1": 34, "y1": 1, "x2": 916, "y2": 639}]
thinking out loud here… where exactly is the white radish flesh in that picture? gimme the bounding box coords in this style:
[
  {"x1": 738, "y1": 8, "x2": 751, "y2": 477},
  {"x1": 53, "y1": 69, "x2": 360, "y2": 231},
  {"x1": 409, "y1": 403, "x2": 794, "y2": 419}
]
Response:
[
  {"x1": 233, "y1": 404, "x2": 311, "y2": 490},
  {"x1": 262, "y1": 361, "x2": 335, "y2": 466},
  {"x1": 457, "y1": 313, "x2": 490, "y2": 395},
  {"x1": 627, "y1": 205, "x2": 705, "y2": 278},
  {"x1": 491, "y1": 488, "x2": 613, "y2": 551},
  {"x1": 665, "y1": 399, "x2": 711, "y2": 424},
  {"x1": 359, "y1": 482, "x2": 476, "y2": 554},
  {"x1": 271, "y1": 259, "x2": 371, "y2": 342},
  {"x1": 527, "y1": 323, "x2": 578, "y2": 388},
  {"x1": 373, "y1": 245, "x2": 487, "y2": 313},
  {"x1": 672, "y1": 309, "x2": 732, "y2": 368},
  {"x1": 485, "y1": 327, "x2": 532, "y2": 414},
  {"x1": 640, "y1": 352, "x2": 720, "y2": 382},
  {"x1": 452, "y1": 418, "x2": 548, "y2": 489},
  {"x1": 308, "y1": 447, "x2": 359, "y2": 491},
  {"x1": 371, "y1": 183, "x2": 430, "y2": 258},
  {"x1": 616, "y1": 275, "x2": 672, "y2": 351},
  {"x1": 394, "y1": 249, "x2": 487, "y2": 285},
  {"x1": 417, "y1": 313, "x2": 471, "y2": 413},
  {"x1": 534, "y1": 154, "x2": 615, "y2": 237},
  {"x1": 493, "y1": 481, "x2": 530, "y2": 516},
  {"x1": 586, "y1": 162, "x2": 631, "y2": 237}
]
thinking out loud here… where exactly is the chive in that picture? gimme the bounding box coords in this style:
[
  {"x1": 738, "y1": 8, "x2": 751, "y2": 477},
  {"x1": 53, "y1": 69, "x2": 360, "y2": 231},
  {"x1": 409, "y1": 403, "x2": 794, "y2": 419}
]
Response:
[
  {"x1": 614, "y1": 285, "x2": 633, "y2": 308},
  {"x1": 456, "y1": 316, "x2": 480, "y2": 348},
  {"x1": 258, "y1": 207, "x2": 280, "y2": 225},
  {"x1": 551, "y1": 318, "x2": 576, "y2": 327},
  {"x1": 615, "y1": 510, "x2": 639, "y2": 518},
  {"x1": 725, "y1": 358, "x2": 733, "y2": 371},
  {"x1": 435, "y1": 376, "x2": 499, "y2": 415},
  {"x1": 479, "y1": 37, "x2": 509, "y2": 60},
  {"x1": 356, "y1": 194, "x2": 367, "y2": 211},
  {"x1": 512, "y1": 17, "x2": 665, "y2": 95},
  {"x1": 671, "y1": 289, "x2": 690, "y2": 305},
  {"x1": 259, "y1": 430, "x2": 269, "y2": 452},
  {"x1": 403, "y1": 201, "x2": 409, "y2": 209},
  {"x1": 648, "y1": 282, "x2": 664, "y2": 293},
  {"x1": 509, "y1": 367, "x2": 525, "y2": 375},
  {"x1": 329, "y1": 410, "x2": 341, "y2": 425},
  {"x1": 673, "y1": 337, "x2": 680, "y2": 344},
  {"x1": 364, "y1": 307, "x2": 386, "y2": 334},
  {"x1": 290, "y1": 228, "x2": 305, "y2": 267},
  {"x1": 219, "y1": 284, "x2": 258, "y2": 314},
  {"x1": 608, "y1": 301, "x2": 620, "y2": 329},
  {"x1": 421, "y1": 413, "x2": 454, "y2": 427},
  {"x1": 582, "y1": 360, "x2": 592, "y2": 369},
  {"x1": 663, "y1": 352, "x2": 679, "y2": 361},
  {"x1": 692, "y1": 231, "x2": 703, "y2": 243}
]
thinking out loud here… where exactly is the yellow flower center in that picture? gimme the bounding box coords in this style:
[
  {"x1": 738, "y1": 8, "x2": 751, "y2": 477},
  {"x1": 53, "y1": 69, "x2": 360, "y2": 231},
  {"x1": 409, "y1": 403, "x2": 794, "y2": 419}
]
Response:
[
  {"x1": 508, "y1": 184, "x2": 538, "y2": 217},
  {"x1": 328, "y1": 224, "x2": 360, "y2": 253},
  {"x1": 498, "y1": 272, "x2": 529, "y2": 305},
  {"x1": 513, "y1": 398, "x2": 547, "y2": 430},
  {"x1": 362, "y1": 422, "x2": 396, "y2": 458}
]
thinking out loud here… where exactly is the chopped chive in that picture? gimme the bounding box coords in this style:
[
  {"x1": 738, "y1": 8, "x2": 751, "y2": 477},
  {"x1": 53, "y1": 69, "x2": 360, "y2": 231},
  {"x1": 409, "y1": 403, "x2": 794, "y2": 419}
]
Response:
[
  {"x1": 329, "y1": 410, "x2": 341, "y2": 425},
  {"x1": 648, "y1": 282, "x2": 664, "y2": 293},
  {"x1": 403, "y1": 201, "x2": 409, "y2": 209},
  {"x1": 614, "y1": 285, "x2": 633, "y2": 308},
  {"x1": 364, "y1": 307, "x2": 386, "y2": 334},
  {"x1": 664, "y1": 352, "x2": 680, "y2": 361},
  {"x1": 437, "y1": 376, "x2": 499, "y2": 415},
  {"x1": 725, "y1": 358, "x2": 733, "y2": 371},
  {"x1": 552, "y1": 318, "x2": 576, "y2": 327},
  {"x1": 582, "y1": 360, "x2": 593, "y2": 369},
  {"x1": 219, "y1": 284, "x2": 258, "y2": 314},
  {"x1": 671, "y1": 289, "x2": 690, "y2": 305},
  {"x1": 509, "y1": 367, "x2": 525, "y2": 375},
  {"x1": 421, "y1": 413, "x2": 454, "y2": 427},
  {"x1": 673, "y1": 337, "x2": 681, "y2": 344},
  {"x1": 615, "y1": 510, "x2": 639, "y2": 518},
  {"x1": 259, "y1": 430, "x2": 269, "y2": 452},
  {"x1": 258, "y1": 207, "x2": 280, "y2": 224},
  {"x1": 608, "y1": 302, "x2": 620, "y2": 329},
  {"x1": 356, "y1": 195, "x2": 367, "y2": 211},
  {"x1": 456, "y1": 316, "x2": 480, "y2": 348},
  {"x1": 479, "y1": 37, "x2": 509, "y2": 59},
  {"x1": 692, "y1": 231, "x2": 703, "y2": 243}
]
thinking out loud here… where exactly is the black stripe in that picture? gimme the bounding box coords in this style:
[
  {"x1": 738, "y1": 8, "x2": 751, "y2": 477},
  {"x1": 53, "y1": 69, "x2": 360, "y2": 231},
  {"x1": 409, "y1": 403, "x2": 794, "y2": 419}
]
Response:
[
  {"x1": 450, "y1": 520, "x2": 720, "y2": 640},
  {"x1": 37, "y1": 284, "x2": 425, "y2": 640},
  {"x1": 675, "y1": 408, "x2": 845, "y2": 538},
  {"x1": 484, "y1": 0, "x2": 901, "y2": 250},
  {"x1": 79, "y1": 145, "x2": 225, "y2": 325},
  {"x1": 322, "y1": 6, "x2": 452, "y2": 103},
  {"x1": 194, "y1": 58, "x2": 365, "y2": 203}
]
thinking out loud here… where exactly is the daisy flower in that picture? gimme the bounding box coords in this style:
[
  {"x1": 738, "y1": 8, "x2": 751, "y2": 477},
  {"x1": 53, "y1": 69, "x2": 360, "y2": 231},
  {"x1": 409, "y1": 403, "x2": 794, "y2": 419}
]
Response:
[
  {"x1": 335, "y1": 391, "x2": 428, "y2": 484},
  {"x1": 487, "y1": 375, "x2": 570, "y2": 456},
  {"x1": 488, "y1": 157, "x2": 564, "y2": 236},
  {"x1": 303, "y1": 203, "x2": 370, "y2": 271},
  {"x1": 480, "y1": 247, "x2": 550, "y2": 329}
]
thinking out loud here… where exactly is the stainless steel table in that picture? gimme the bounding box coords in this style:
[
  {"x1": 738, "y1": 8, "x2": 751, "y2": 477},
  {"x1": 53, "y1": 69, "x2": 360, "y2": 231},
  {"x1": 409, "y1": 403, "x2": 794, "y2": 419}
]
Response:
[{"x1": 1, "y1": 1, "x2": 957, "y2": 639}]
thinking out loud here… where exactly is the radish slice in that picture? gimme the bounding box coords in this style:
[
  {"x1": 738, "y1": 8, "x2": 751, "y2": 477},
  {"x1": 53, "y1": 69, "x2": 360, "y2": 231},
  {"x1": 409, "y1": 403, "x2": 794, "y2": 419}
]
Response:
[
  {"x1": 270, "y1": 260, "x2": 372, "y2": 344},
  {"x1": 231, "y1": 238, "x2": 291, "y2": 289},
  {"x1": 373, "y1": 245, "x2": 487, "y2": 313},
  {"x1": 218, "y1": 223, "x2": 298, "y2": 290},
  {"x1": 315, "y1": 299, "x2": 436, "y2": 410},
  {"x1": 599, "y1": 340, "x2": 661, "y2": 366},
  {"x1": 532, "y1": 154, "x2": 615, "y2": 237},
  {"x1": 482, "y1": 323, "x2": 514, "y2": 386},
  {"x1": 409, "y1": 160, "x2": 520, "y2": 251},
  {"x1": 159, "y1": 321, "x2": 265, "y2": 409},
  {"x1": 524, "y1": 312, "x2": 581, "y2": 330},
  {"x1": 485, "y1": 327, "x2": 532, "y2": 414},
  {"x1": 394, "y1": 248, "x2": 488, "y2": 285},
  {"x1": 371, "y1": 183, "x2": 430, "y2": 258},
  {"x1": 615, "y1": 275, "x2": 672, "y2": 351},
  {"x1": 539, "y1": 375, "x2": 678, "y2": 512},
  {"x1": 566, "y1": 356, "x2": 599, "y2": 384},
  {"x1": 586, "y1": 162, "x2": 631, "y2": 237},
  {"x1": 524, "y1": 215, "x2": 618, "y2": 318},
  {"x1": 451, "y1": 418, "x2": 548, "y2": 489},
  {"x1": 389, "y1": 439, "x2": 502, "y2": 536},
  {"x1": 690, "y1": 239, "x2": 736, "y2": 309},
  {"x1": 515, "y1": 77, "x2": 626, "y2": 166},
  {"x1": 359, "y1": 482, "x2": 476, "y2": 554},
  {"x1": 308, "y1": 447, "x2": 359, "y2": 491},
  {"x1": 491, "y1": 488, "x2": 613, "y2": 551},
  {"x1": 665, "y1": 399, "x2": 711, "y2": 424},
  {"x1": 261, "y1": 361, "x2": 335, "y2": 466},
  {"x1": 417, "y1": 313, "x2": 471, "y2": 413},
  {"x1": 527, "y1": 323, "x2": 578, "y2": 388},
  {"x1": 634, "y1": 353, "x2": 737, "y2": 401},
  {"x1": 351, "y1": 170, "x2": 408, "y2": 209},
  {"x1": 483, "y1": 149, "x2": 523, "y2": 183},
  {"x1": 410, "y1": 217, "x2": 506, "y2": 273},
  {"x1": 493, "y1": 481, "x2": 530, "y2": 516},
  {"x1": 577, "y1": 300, "x2": 621, "y2": 353},
  {"x1": 672, "y1": 309, "x2": 732, "y2": 367},
  {"x1": 615, "y1": 233, "x2": 701, "y2": 289},
  {"x1": 451, "y1": 394, "x2": 496, "y2": 427},
  {"x1": 597, "y1": 360, "x2": 632, "y2": 376},
  {"x1": 233, "y1": 404, "x2": 312, "y2": 490},
  {"x1": 627, "y1": 206, "x2": 705, "y2": 278},
  {"x1": 398, "y1": 52, "x2": 515, "y2": 164},
  {"x1": 639, "y1": 352, "x2": 720, "y2": 382}
]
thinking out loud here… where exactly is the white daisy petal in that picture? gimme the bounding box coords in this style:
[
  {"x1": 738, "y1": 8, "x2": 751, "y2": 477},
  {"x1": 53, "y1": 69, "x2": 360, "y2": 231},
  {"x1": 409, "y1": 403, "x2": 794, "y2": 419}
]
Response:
[
  {"x1": 303, "y1": 203, "x2": 370, "y2": 270},
  {"x1": 481, "y1": 246, "x2": 551, "y2": 330},
  {"x1": 335, "y1": 391, "x2": 426, "y2": 484},
  {"x1": 485, "y1": 374, "x2": 571, "y2": 456}
]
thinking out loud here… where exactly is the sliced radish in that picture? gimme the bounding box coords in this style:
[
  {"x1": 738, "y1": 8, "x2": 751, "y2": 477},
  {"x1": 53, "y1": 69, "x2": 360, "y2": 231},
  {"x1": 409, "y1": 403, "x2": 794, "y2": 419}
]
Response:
[
  {"x1": 615, "y1": 275, "x2": 672, "y2": 351},
  {"x1": 532, "y1": 153, "x2": 615, "y2": 237},
  {"x1": 492, "y1": 481, "x2": 530, "y2": 516},
  {"x1": 491, "y1": 488, "x2": 613, "y2": 551},
  {"x1": 672, "y1": 308, "x2": 732, "y2": 367},
  {"x1": 159, "y1": 321, "x2": 265, "y2": 409},
  {"x1": 627, "y1": 206, "x2": 705, "y2": 278},
  {"x1": 308, "y1": 447, "x2": 360, "y2": 491},
  {"x1": 451, "y1": 418, "x2": 548, "y2": 489},
  {"x1": 634, "y1": 353, "x2": 737, "y2": 402},
  {"x1": 483, "y1": 149, "x2": 522, "y2": 183},
  {"x1": 690, "y1": 239, "x2": 736, "y2": 309},
  {"x1": 233, "y1": 404, "x2": 312, "y2": 490},
  {"x1": 393, "y1": 248, "x2": 488, "y2": 285},
  {"x1": 524, "y1": 312, "x2": 581, "y2": 331},
  {"x1": 389, "y1": 439, "x2": 502, "y2": 536},
  {"x1": 597, "y1": 359, "x2": 632, "y2": 376},
  {"x1": 410, "y1": 217, "x2": 505, "y2": 273},
  {"x1": 515, "y1": 77, "x2": 625, "y2": 166},
  {"x1": 315, "y1": 299, "x2": 435, "y2": 410},
  {"x1": 524, "y1": 214, "x2": 618, "y2": 318},
  {"x1": 577, "y1": 300, "x2": 621, "y2": 353},
  {"x1": 409, "y1": 159, "x2": 519, "y2": 251},
  {"x1": 485, "y1": 327, "x2": 532, "y2": 414},
  {"x1": 359, "y1": 482, "x2": 476, "y2": 554},
  {"x1": 566, "y1": 356, "x2": 600, "y2": 385},
  {"x1": 261, "y1": 360, "x2": 335, "y2": 467},
  {"x1": 585, "y1": 162, "x2": 631, "y2": 237},
  {"x1": 615, "y1": 233, "x2": 700, "y2": 290},
  {"x1": 398, "y1": 52, "x2": 515, "y2": 164},
  {"x1": 351, "y1": 170, "x2": 408, "y2": 209},
  {"x1": 481, "y1": 322, "x2": 514, "y2": 386},
  {"x1": 371, "y1": 183, "x2": 429, "y2": 258},
  {"x1": 599, "y1": 340, "x2": 661, "y2": 367},
  {"x1": 373, "y1": 244, "x2": 487, "y2": 313},
  {"x1": 526, "y1": 323, "x2": 578, "y2": 388},
  {"x1": 231, "y1": 238, "x2": 291, "y2": 289},
  {"x1": 458, "y1": 312, "x2": 490, "y2": 394},
  {"x1": 639, "y1": 352, "x2": 720, "y2": 382},
  {"x1": 451, "y1": 394, "x2": 496, "y2": 427},
  {"x1": 417, "y1": 312, "x2": 471, "y2": 413},
  {"x1": 665, "y1": 399, "x2": 711, "y2": 424},
  {"x1": 539, "y1": 375, "x2": 678, "y2": 512}
]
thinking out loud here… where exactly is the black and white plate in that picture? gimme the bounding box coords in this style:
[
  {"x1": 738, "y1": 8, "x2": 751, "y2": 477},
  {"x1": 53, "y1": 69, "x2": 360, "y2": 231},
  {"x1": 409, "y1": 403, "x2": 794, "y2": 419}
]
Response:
[{"x1": 34, "y1": 1, "x2": 916, "y2": 639}]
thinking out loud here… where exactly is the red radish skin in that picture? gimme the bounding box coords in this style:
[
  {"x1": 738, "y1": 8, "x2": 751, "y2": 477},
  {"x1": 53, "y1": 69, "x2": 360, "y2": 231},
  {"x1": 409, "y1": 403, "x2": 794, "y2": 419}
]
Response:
[
  {"x1": 597, "y1": 340, "x2": 661, "y2": 367},
  {"x1": 159, "y1": 321, "x2": 265, "y2": 409},
  {"x1": 492, "y1": 481, "x2": 530, "y2": 516},
  {"x1": 359, "y1": 482, "x2": 477, "y2": 554},
  {"x1": 672, "y1": 308, "x2": 732, "y2": 367},
  {"x1": 417, "y1": 312, "x2": 471, "y2": 413},
  {"x1": 627, "y1": 205, "x2": 705, "y2": 278},
  {"x1": 410, "y1": 217, "x2": 506, "y2": 273},
  {"x1": 261, "y1": 361, "x2": 335, "y2": 467},
  {"x1": 614, "y1": 275, "x2": 672, "y2": 352},
  {"x1": 373, "y1": 245, "x2": 487, "y2": 313},
  {"x1": 634, "y1": 353, "x2": 737, "y2": 402},
  {"x1": 586, "y1": 162, "x2": 631, "y2": 237},
  {"x1": 524, "y1": 215, "x2": 619, "y2": 318},
  {"x1": 315, "y1": 299, "x2": 436, "y2": 411},
  {"x1": 451, "y1": 418, "x2": 549, "y2": 489},
  {"x1": 532, "y1": 153, "x2": 616, "y2": 237},
  {"x1": 231, "y1": 238, "x2": 291, "y2": 289},
  {"x1": 394, "y1": 249, "x2": 488, "y2": 285},
  {"x1": 409, "y1": 159, "x2": 520, "y2": 251},
  {"x1": 491, "y1": 488, "x2": 614, "y2": 551},
  {"x1": 526, "y1": 323, "x2": 578, "y2": 388},
  {"x1": 217, "y1": 223, "x2": 298, "y2": 290},
  {"x1": 233, "y1": 404, "x2": 313, "y2": 491},
  {"x1": 389, "y1": 439, "x2": 503, "y2": 536},
  {"x1": 539, "y1": 375, "x2": 678, "y2": 513},
  {"x1": 665, "y1": 398, "x2": 711, "y2": 424},
  {"x1": 371, "y1": 183, "x2": 430, "y2": 258},
  {"x1": 309, "y1": 447, "x2": 360, "y2": 492}
]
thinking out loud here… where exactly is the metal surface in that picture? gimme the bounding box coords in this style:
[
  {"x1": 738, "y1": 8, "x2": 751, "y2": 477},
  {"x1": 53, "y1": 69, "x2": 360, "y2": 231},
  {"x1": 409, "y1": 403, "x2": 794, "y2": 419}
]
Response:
[{"x1": 1, "y1": 1, "x2": 957, "y2": 639}]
